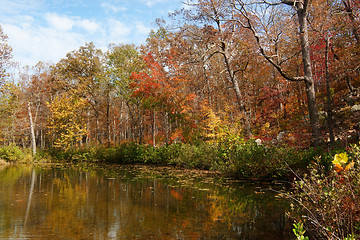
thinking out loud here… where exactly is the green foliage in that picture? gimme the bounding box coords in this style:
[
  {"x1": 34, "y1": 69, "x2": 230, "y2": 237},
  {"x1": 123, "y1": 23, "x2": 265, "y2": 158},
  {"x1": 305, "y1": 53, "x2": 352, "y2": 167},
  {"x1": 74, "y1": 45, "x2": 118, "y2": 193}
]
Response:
[
  {"x1": 292, "y1": 221, "x2": 309, "y2": 240},
  {"x1": 0, "y1": 144, "x2": 31, "y2": 163},
  {"x1": 213, "y1": 137, "x2": 297, "y2": 179},
  {"x1": 167, "y1": 143, "x2": 216, "y2": 169},
  {"x1": 47, "y1": 139, "x2": 317, "y2": 180},
  {"x1": 45, "y1": 137, "x2": 354, "y2": 184}
]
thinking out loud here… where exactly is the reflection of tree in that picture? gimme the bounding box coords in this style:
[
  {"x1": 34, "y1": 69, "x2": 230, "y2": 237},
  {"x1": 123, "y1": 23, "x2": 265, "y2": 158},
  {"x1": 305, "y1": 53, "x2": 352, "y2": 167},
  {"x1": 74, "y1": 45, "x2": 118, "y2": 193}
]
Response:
[
  {"x1": 0, "y1": 165, "x2": 291, "y2": 239},
  {"x1": 24, "y1": 169, "x2": 36, "y2": 226},
  {"x1": 0, "y1": 165, "x2": 35, "y2": 239}
]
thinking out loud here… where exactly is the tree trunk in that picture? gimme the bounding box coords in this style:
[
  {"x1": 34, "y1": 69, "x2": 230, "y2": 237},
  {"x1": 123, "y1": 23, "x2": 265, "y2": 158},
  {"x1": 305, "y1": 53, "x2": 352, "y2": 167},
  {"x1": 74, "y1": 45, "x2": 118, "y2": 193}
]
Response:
[
  {"x1": 325, "y1": 37, "x2": 335, "y2": 145},
  {"x1": 28, "y1": 102, "x2": 36, "y2": 156},
  {"x1": 221, "y1": 44, "x2": 252, "y2": 137},
  {"x1": 152, "y1": 109, "x2": 156, "y2": 147},
  {"x1": 297, "y1": 2, "x2": 321, "y2": 145},
  {"x1": 232, "y1": 77, "x2": 252, "y2": 137}
]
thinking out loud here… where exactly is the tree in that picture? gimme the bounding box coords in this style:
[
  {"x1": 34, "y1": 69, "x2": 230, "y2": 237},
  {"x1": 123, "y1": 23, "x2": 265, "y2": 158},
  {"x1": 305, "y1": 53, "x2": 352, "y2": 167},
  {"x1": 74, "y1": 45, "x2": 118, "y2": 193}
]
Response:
[
  {"x1": 130, "y1": 53, "x2": 196, "y2": 143},
  {"x1": 47, "y1": 91, "x2": 87, "y2": 150},
  {"x1": 106, "y1": 44, "x2": 145, "y2": 144},
  {"x1": 0, "y1": 26, "x2": 13, "y2": 85},
  {"x1": 0, "y1": 82, "x2": 21, "y2": 145},
  {"x1": 28, "y1": 102, "x2": 36, "y2": 155},
  {"x1": 51, "y1": 42, "x2": 105, "y2": 145},
  {"x1": 166, "y1": 2, "x2": 256, "y2": 137},
  {"x1": 227, "y1": 0, "x2": 321, "y2": 144}
]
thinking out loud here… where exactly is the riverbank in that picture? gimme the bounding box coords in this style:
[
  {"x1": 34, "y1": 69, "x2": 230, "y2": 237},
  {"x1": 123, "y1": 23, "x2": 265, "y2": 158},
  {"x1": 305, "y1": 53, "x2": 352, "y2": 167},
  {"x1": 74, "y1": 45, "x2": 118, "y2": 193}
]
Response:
[{"x1": 0, "y1": 140, "x2": 349, "y2": 180}]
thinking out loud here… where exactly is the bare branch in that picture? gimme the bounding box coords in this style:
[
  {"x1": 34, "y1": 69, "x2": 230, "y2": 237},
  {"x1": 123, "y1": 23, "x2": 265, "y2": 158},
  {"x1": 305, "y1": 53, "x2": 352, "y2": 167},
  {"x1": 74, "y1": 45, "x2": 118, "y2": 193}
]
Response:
[{"x1": 240, "y1": 10, "x2": 305, "y2": 82}]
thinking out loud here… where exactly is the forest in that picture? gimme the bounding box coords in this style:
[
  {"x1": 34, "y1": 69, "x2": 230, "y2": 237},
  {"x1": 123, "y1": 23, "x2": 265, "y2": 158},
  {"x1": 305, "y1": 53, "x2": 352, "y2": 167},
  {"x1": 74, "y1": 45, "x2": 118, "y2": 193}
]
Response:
[
  {"x1": 0, "y1": 0, "x2": 360, "y2": 238},
  {"x1": 0, "y1": 0, "x2": 359, "y2": 152}
]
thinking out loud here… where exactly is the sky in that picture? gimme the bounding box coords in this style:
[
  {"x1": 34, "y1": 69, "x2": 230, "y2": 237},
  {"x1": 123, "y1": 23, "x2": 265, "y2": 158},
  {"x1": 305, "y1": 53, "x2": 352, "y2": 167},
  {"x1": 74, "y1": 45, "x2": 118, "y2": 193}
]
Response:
[{"x1": 0, "y1": 0, "x2": 186, "y2": 67}]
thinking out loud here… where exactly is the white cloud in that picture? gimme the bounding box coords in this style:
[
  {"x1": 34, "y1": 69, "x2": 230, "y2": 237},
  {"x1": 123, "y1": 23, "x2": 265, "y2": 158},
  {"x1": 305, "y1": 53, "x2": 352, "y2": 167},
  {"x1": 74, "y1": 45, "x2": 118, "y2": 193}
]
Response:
[
  {"x1": 78, "y1": 19, "x2": 101, "y2": 34},
  {"x1": 0, "y1": 0, "x2": 45, "y2": 15},
  {"x1": 2, "y1": 17, "x2": 86, "y2": 66},
  {"x1": 142, "y1": 0, "x2": 169, "y2": 7},
  {"x1": 135, "y1": 21, "x2": 152, "y2": 35},
  {"x1": 101, "y1": 2, "x2": 127, "y2": 13},
  {"x1": 45, "y1": 13, "x2": 74, "y2": 31},
  {"x1": 0, "y1": 0, "x2": 183, "y2": 68},
  {"x1": 45, "y1": 12, "x2": 101, "y2": 34},
  {"x1": 108, "y1": 19, "x2": 132, "y2": 42}
]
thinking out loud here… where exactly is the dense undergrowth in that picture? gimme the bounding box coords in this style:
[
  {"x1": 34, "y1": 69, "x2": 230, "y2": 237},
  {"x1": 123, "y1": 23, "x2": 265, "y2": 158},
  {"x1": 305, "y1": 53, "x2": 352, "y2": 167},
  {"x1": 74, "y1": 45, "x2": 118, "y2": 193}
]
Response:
[
  {"x1": 38, "y1": 139, "x2": 346, "y2": 180},
  {"x1": 0, "y1": 138, "x2": 348, "y2": 181},
  {"x1": 0, "y1": 144, "x2": 32, "y2": 163}
]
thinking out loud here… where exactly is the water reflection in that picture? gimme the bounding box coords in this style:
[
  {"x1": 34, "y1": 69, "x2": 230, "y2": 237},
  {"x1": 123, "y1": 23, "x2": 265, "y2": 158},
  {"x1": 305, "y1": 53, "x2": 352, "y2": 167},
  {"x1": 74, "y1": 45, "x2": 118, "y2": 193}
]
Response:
[{"x1": 0, "y1": 164, "x2": 292, "y2": 239}]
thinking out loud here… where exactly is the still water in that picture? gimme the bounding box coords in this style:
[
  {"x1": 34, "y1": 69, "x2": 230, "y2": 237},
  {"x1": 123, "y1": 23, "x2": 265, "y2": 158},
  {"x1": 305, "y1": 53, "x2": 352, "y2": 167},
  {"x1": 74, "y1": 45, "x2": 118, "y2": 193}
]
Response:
[{"x1": 0, "y1": 164, "x2": 292, "y2": 239}]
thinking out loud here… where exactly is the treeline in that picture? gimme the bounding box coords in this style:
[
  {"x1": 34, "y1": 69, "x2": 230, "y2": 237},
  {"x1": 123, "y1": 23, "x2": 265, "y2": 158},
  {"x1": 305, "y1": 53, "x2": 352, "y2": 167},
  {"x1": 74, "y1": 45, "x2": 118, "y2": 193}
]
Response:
[{"x1": 0, "y1": 0, "x2": 359, "y2": 153}]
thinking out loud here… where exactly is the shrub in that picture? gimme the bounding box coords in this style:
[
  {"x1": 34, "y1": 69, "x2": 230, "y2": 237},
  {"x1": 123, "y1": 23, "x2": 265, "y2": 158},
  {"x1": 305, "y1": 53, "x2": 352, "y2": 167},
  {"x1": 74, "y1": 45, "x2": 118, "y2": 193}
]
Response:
[
  {"x1": 0, "y1": 144, "x2": 29, "y2": 163},
  {"x1": 213, "y1": 139, "x2": 295, "y2": 179},
  {"x1": 168, "y1": 142, "x2": 216, "y2": 169},
  {"x1": 284, "y1": 143, "x2": 360, "y2": 239}
]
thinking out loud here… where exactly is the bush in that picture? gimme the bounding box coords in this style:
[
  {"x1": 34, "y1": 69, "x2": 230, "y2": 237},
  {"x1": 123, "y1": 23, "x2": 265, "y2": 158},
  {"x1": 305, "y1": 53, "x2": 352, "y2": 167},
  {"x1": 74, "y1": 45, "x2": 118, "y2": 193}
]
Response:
[
  {"x1": 0, "y1": 144, "x2": 30, "y2": 163},
  {"x1": 45, "y1": 139, "x2": 332, "y2": 181},
  {"x1": 168, "y1": 143, "x2": 216, "y2": 169},
  {"x1": 284, "y1": 143, "x2": 360, "y2": 239},
  {"x1": 213, "y1": 139, "x2": 297, "y2": 179}
]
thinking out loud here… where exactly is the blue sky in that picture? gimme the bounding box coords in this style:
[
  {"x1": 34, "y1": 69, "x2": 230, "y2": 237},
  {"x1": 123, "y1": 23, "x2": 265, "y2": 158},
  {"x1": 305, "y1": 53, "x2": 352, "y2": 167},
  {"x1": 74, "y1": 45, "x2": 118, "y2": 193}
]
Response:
[{"x1": 0, "y1": 0, "x2": 185, "y2": 67}]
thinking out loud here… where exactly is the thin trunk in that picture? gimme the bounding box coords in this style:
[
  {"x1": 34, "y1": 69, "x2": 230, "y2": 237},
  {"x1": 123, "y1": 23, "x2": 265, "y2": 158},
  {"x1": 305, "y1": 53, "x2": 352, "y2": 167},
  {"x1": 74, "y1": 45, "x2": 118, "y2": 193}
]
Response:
[
  {"x1": 325, "y1": 37, "x2": 335, "y2": 145},
  {"x1": 152, "y1": 109, "x2": 156, "y2": 147},
  {"x1": 95, "y1": 113, "x2": 101, "y2": 144},
  {"x1": 113, "y1": 119, "x2": 116, "y2": 146},
  {"x1": 86, "y1": 110, "x2": 90, "y2": 145},
  {"x1": 232, "y1": 76, "x2": 252, "y2": 137},
  {"x1": 106, "y1": 100, "x2": 111, "y2": 145},
  {"x1": 28, "y1": 102, "x2": 36, "y2": 156},
  {"x1": 202, "y1": 63, "x2": 213, "y2": 107},
  {"x1": 105, "y1": 86, "x2": 111, "y2": 145},
  {"x1": 165, "y1": 112, "x2": 169, "y2": 144},
  {"x1": 139, "y1": 112, "x2": 143, "y2": 145}
]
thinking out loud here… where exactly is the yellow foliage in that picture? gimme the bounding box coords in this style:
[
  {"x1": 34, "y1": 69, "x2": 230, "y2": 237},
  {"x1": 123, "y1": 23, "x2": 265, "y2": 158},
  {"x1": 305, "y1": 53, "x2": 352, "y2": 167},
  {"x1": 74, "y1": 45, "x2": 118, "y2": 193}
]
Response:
[
  {"x1": 205, "y1": 108, "x2": 226, "y2": 141},
  {"x1": 332, "y1": 152, "x2": 354, "y2": 173},
  {"x1": 200, "y1": 104, "x2": 242, "y2": 143},
  {"x1": 47, "y1": 92, "x2": 87, "y2": 150}
]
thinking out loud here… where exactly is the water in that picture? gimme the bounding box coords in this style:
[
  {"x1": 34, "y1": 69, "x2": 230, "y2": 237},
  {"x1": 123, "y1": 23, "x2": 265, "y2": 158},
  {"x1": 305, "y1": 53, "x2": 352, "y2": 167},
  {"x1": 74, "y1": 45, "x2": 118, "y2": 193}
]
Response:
[{"x1": 0, "y1": 164, "x2": 292, "y2": 239}]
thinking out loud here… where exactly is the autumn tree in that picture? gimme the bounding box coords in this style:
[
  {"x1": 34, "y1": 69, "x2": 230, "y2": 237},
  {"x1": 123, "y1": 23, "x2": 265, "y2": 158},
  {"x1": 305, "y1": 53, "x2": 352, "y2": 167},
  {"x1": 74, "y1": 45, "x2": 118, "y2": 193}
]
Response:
[
  {"x1": 0, "y1": 82, "x2": 21, "y2": 145},
  {"x1": 106, "y1": 44, "x2": 145, "y2": 144},
  {"x1": 47, "y1": 90, "x2": 87, "y2": 150},
  {"x1": 51, "y1": 42, "x2": 106, "y2": 145},
  {"x1": 0, "y1": 26, "x2": 13, "y2": 85},
  {"x1": 130, "y1": 53, "x2": 196, "y2": 144},
  {"x1": 165, "y1": 2, "x2": 257, "y2": 137},
  {"x1": 224, "y1": 0, "x2": 322, "y2": 145}
]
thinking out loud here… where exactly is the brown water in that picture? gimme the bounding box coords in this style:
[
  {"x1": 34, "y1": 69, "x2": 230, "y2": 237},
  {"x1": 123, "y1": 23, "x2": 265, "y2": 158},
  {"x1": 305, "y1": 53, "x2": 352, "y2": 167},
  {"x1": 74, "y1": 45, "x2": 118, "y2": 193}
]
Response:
[{"x1": 0, "y1": 164, "x2": 292, "y2": 239}]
